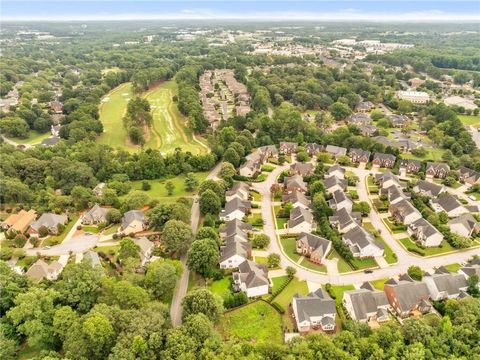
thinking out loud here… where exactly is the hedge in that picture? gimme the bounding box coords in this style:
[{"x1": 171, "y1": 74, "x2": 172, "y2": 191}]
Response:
[
  {"x1": 268, "y1": 276, "x2": 293, "y2": 303},
  {"x1": 271, "y1": 301, "x2": 286, "y2": 314}
]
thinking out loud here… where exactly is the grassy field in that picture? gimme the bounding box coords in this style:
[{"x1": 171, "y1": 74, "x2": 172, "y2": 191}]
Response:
[
  {"x1": 271, "y1": 275, "x2": 289, "y2": 293},
  {"x1": 144, "y1": 81, "x2": 208, "y2": 154},
  {"x1": 371, "y1": 278, "x2": 388, "y2": 290},
  {"x1": 9, "y1": 130, "x2": 51, "y2": 145},
  {"x1": 279, "y1": 237, "x2": 301, "y2": 262},
  {"x1": 274, "y1": 277, "x2": 309, "y2": 310},
  {"x1": 459, "y1": 115, "x2": 480, "y2": 127},
  {"x1": 300, "y1": 258, "x2": 327, "y2": 273},
  {"x1": 208, "y1": 277, "x2": 232, "y2": 300},
  {"x1": 399, "y1": 237, "x2": 455, "y2": 256},
  {"x1": 328, "y1": 249, "x2": 353, "y2": 273},
  {"x1": 443, "y1": 263, "x2": 461, "y2": 272},
  {"x1": 218, "y1": 301, "x2": 284, "y2": 345}
]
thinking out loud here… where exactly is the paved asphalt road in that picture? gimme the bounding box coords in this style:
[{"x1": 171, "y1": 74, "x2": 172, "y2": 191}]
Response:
[{"x1": 169, "y1": 161, "x2": 222, "y2": 327}]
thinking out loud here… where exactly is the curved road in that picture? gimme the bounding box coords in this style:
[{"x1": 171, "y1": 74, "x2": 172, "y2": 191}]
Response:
[{"x1": 253, "y1": 163, "x2": 480, "y2": 286}]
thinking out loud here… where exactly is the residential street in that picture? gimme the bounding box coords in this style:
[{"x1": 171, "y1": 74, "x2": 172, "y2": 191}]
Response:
[{"x1": 170, "y1": 161, "x2": 222, "y2": 327}]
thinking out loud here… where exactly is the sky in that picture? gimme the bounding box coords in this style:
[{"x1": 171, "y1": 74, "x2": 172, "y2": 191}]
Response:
[{"x1": 1, "y1": 1, "x2": 479, "y2": 22}]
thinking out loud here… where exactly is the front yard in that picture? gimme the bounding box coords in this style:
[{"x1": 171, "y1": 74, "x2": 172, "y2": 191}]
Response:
[
  {"x1": 279, "y1": 236, "x2": 301, "y2": 262},
  {"x1": 41, "y1": 215, "x2": 79, "y2": 247},
  {"x1": 399, "y1": 237, "x2": 455, "y2": 256}
]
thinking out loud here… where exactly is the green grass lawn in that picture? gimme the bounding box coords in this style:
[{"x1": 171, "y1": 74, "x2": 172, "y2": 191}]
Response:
[
  {"x1": 279, "y1": 237, "x2": 301, "y2": 262},
  {"x1": 459, "y1": 115, "x2": 480, "y2": 127},
  {"x1": 41, "y1": 215, "x2": 79, "y2": 247},
  {"x1": 81, "y1": 225, "x2": 100, "y2": 233},
  {"x1": 8, "y1": 130, "x2": 51, "y2": 145},
  {"x1": 324, "y1": 284, "x2": 355, "y2": 305},
  {"x1": 271, "y1": 275, "x2": 289, "y2": 293},
  {"x1": 371, "y1": 278, "x2": 388, "y2": 290},
  {"x1": 207, "y1": 277, "x2": 233, "y2": 300},
  {"x1": 254, "y1": 256, "x2": 268, "y2": 265},
  {"x1": 328, "y1": 249, "x2": 353, "y2": 273},
  {"x1": 250, "y1": 191, "x2": 262, "y2": 202},
  {"x1": 245, "y1": 213, "x2": 263, "y2": 229},
  {"x1": 443, "y1": 263, "x2": 461, "y2": 272},
  {"x1": 274, "y1": 277, "x2": 309, "y2": 310},
  {"x1": 218, "y1": 301, "x2": 284, "y2": 345},
  {"x1": 125, "y1": 172, "x2": 208, "y2": 203},
  {"x1": 401, "y1": 147, "x2": 446, "y2": 162},
  {"x1": 102, "y1": 224, "x2": 119, "y2": 235},
  {"x1": 16, "y1": 256, "x2": 37, "y2": 270},
  {"x1": 300, "y1": 258, "x2": 327, "y2": 273},
  {"x1": 349, "y1": 256, "x2": 378, "y2": 270},
  {"x1": 363, "y1": 223, "x2": 397, "y2": 264},
  {"x1": 399, "y1": 237, "x2": 455, "y2": 256},
  {"x1": 466, "y1": 192, "x2": 480, "y2": 200}
]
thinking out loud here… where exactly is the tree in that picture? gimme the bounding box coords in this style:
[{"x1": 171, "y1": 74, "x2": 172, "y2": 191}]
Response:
[
  {"x1": 82, "y1": 312, "x2": 115, "y2": 359},
  {"x1": 141, "y1": 181, "x2": 151, "y2": 191},
  {"x1": 196, "y1": 227, "x2": 220, "y2": 244},
  {"x1": 122, "y1": 190, "x2": 149, "y2": 211},
  {"x1": 199, "y1": 189, "x2": 221, "y2": 215},
  {"x1": 99, "y1": 278, "x2": 149, "y2": 309},
  {"x1": 144, "y1": 260, "x2": 181, "y2": 301},
  {"x1": 329, "y1": 102, "x2": 352, "y2": 120},
  {"x1": 407, "y1": 265, "x2": 423, "y2": 281},
  {"x1": 181, "y1": 288, "x2": 223, "y2": 322},
  {"x1": 106, "y1": 208, "x2": 122, "y2": 224},
  {"x1": 118, "y1": 238, "x2": 140, "y2": 264},
  {"x1": 162, "y1": 220, "x2": 193, "y2": 254},
  {"x1": 199, "y1": 180, "x2": 224, "y2": 197},
  {"x1": 13, "y1": 234, "x2": 27, "y2": 248},
  {"x1": 184, "y1": 172, "x2": 199, "y2": 192},
  {"x1": 286, "y1": 266, "x2": 297, "y2": 278},
  {"x1": 467, "y1": 274, "x2": 479, "y2": 297},
  {"x1": 296, "y1": 151, "x2": 310, "y2": 162},
  {"x1": 165, "y1": 181, "x2": 175, "y2": 196},
  {"x1": 181, "y1": 313, "x2": 215, "y2": 345},
  {"x1": 267, "y1": 253, "x2": 280, "y2": 268},
  {"x1": 223, "y1": 148, "x2": 240, "y2": 167},
  {"x1": 252, "y1": 234, "x2": 270, "y2": 249},
  {"x1": 218, "y1": 162, "x2": 236, "y2": 181},
  {"x1": 0, "y1": 260, "x2": 30, "y2": 314},
  {"x1": 38, "y1": 225, "x2": 49, "y2": 238},
  {"x1": 398, "y1": 100, "x2": 413, "y2": 114},
  {"x1": 370, "y1": 109, "x2": 384, "y2": 121},
  {"x1": 352, "y1": 201, "x2": 371, "y2": 216},
  {"x1": 187, "y1": 239, "x2": 220, "y2": 276}
]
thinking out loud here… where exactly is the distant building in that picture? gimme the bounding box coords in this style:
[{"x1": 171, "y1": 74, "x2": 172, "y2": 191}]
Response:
[{"x1": 395, "y1": 91, "x2": 429, "y2": 104}]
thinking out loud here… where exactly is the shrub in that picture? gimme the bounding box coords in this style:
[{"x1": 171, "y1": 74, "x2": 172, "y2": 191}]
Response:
[
  {"x1": 38, "y1": 226, "x2": 49, "y2": 238},
  {"x1": 142, "y1": 181, "x2": 151, "y2": 191},
  {"x1": 13, "y1": 234, "x2": 27, "y2": 248},
  {"x1": 224, "y1": 292, "x2": 248, "y2": 309}
]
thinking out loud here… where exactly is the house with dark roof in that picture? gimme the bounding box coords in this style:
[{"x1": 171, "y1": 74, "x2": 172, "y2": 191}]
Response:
[
  {"x1": 239, "y1": 154, "x2": 262, "y2": 178},
  {"x1": 423, "y1": 267, "x2": 468, "y2": 300},
  {"x1": 292, "y1": 289, "x2": 336, "y2": 333},
  {"x1": 325, "y1": 145, "x2": 347, "y2": 158},
  {"x1": 287, "y1": 206, "x2": 314, "y2": 233},
  {"x1": 81, "y1": 204, "x2": 109, "y2": 225},
  {"x1": 324, "y1": 175, "x2": 348, "y2": 194},
  {"x1": 328, "y1": 190, "x2": 353, "y2": 213},
  {"x1": 326, "y1": 164, "x2": 345, "y2": 179},
  {"x1": 29, "y1": 213, "x2": 68, "y2": 237},
  {"x1": 349, "y1": 148, "x2": 371, "y2": 164},
  {"x1": 459, "y1": 262, "x2": 480, "y2": 285},
  {"x1": 458, "y1": 166, "x2": 480, "y2": 187},
  {"x1": 342, "y1": 283, "x2": 390, "y2": 323},
  {"x1": 282, "y1": 191, "x2": 311, "y2": 210},
  {"x1": 219, "y1": 220, "x2": 252, "y2": 269},
  {"x1": 26, "y1": 259, "x2": 63, "y2": 282},
  {"x1": 290, "y1": 162, "x2": 314, "y2": 177},
  {"x1": 233, "y1": 260, "x2": 269, "y2": 297},
  {"x1": 426, "y1": 162, "x2": 450, "y2": 179},
  {"x1": 329, "y1": 208, "x2": 362, "y2": 233},
  {"x1": 219, "y1": 198, "x2": 252, "y2": 221},
  {"x1": 342, "y1": 225, "x2": 384, "y2": 258},
  {"x1": 413, "y1": 180, "x2": 445, "y2": 198},
  {"x1": 430, "y1": 194, "x2": 468, "y2": 218},
  {"x1": 219, "y1": 219, "x2": 253, "y2": 239},
  {"x1": 407, "y1": 218, "x2": 443, "y2": 247},
  {"x1": 374, "y1": 172, "x2": 401, "y2": 190},
  {"x1": 347, "y1": 113, "x2": 371, "y2": 126},
  {"x1": 384, "y1": 275, "x2": 431, "y2": 318},
  {"x1": 372, "y1": 153, "x2": 396, "y2": 168},
  {"x1": 305, "y1": 143, "x2": 323, "y2": 156},
  {"x1": 279, "y1": 141, "x2": 297, "y2": 155},
  {"x1": 225, "y1": 182, "x2": 250, "y2": 202},
  {"x1": 296, "y1": 232, "x2": 332, "y2": 264},
  {"x1": 399, "y1": 159, "x2": 421, "y2": 175},
  {"x1": 121, "y1": 210, "x2": 146, "y2": 235},
  {"x1": 359, "y1": 124, "x2": 378, "y2": 137},
  {"x1": 448, "y1": 214, "x2": 480, "y2": 238},
  {"x1": 355, "y1": 101, "x2": 375, "y2": 113},
  {"x1": 284, "y1": 174, "x2": 308, "y2": 194},
  {"x1": 388, "y1": 114, "x2": 408, "y2": 128},
  {"x1": 381, "y1": 185, "x2": 409, "y2": 205},
  {"x1": 389, "y1": 199, "x2": 422, "y2": 225}
]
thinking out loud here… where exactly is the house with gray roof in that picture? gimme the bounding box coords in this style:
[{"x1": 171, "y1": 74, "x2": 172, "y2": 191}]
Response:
[
  {"x1": 430, "y1": 194, "x2": 468, "y2": 218},
  {"x1": 328, "y1": 190, "x2": 353, "y2": 212},
  {"x1": 282, "y1": 191, "x2": 311, "y2": 210},
  {"x1": 26, "y1": 259, "x2": 63, "y2": 282},
  {"x1": 82, "y1": 204, "x2": 109, "y2": 225},
  {"x1": 134, "y1": 237, "x2": 154, "y2": 266},
  {"x1": 372, "y1": 153, "x2": 396, "y2": 168},
  {"x1": 284, "y1": 174, "x2": 308, "y2": 194},
  {"x1": 355, "y1": 101, "x2": 375, "y2": 113},
  {"x1": 29, "y1": 213, "x2": 68, "y2": 237},
  {"x1": 324, "y1": 175, "x2": 348, "y2": 194},
  {"x1": 413, "y1": 180, "x2": 445, "y2": 198},
  {"x1": 287, "y1": 206, "x2": 314, "y2": 233},
  {"x1": 279, "y1": 141, "x2": 297, "y2": 154},
  {"x1": 342, "y1": 225, "x2": 384, "y2": 258},
  {"x1": 41, "y1": 137, "x2": 61, "y2": 147},
  {"x1": 459, "y1": 166, "x2": 480, "y2": 187},
  {"x1": 121, "y1": 210, "x2": 146, "y2": 235},
  {"x1": 384, "y1": 275, "x2": 431, "y2": 317},
  {"x1": 374, "y1": 172, "x2": 401, "y2": 190},
  {"x1": 83, "y1": 251, "x2": 102, "y2": 269},
  {"x1": 423, "y1": 267, "x2": 468, "y2": 300},
  {"x1": 459, "y1": 262, "x2": 480, "y2": 285},
  {"x1": 349, "y1": 148, "x2": 371, "y2": 164},
  {"x1": 407, "y1": 218, "x2": 443, "y2": 247},
  {"x1": 225, "y1": 182, "x2": 250, "y2": 202},
  {"x1": 426, "y1": 162, "x2": 450, "y2": 179},
  {"x1": 325, "y1": 145, "x2": 347, "y2": 158},
  {"x1": 381, "y1": 185, "x2": 409, "y2": 205},
  {"x1": 329, "y1": 208, "x2": 362, "y2": 233},
  {"x1": 233, "y1": 260, "x2": 269, "y2": 297},
  {"x1": 305, "y1": 143, "x2": 323, "y2": 156},
  {"x1": 342, "y1": 283, "x2": 390, "y2": 323},
  {"x1": 219, "y1": 219, "x2": 253, "y2": 239},
  {"x1": 388, "y1": 114, "x2": 408, "y2": 128},
  {"x1": 326, "y1": 164, "x2": 345, "y2": 179},
  {"x1": 359, "y1": 124, "x2": 378, "y2": 137},
  {"x1": 347, "y1": 113, "x2": 370, "y2": 126},
  {"x1": 292, "y1": 288, "x2": 336, "y2": 333},
  {"x1": 399, "y1": 159, "x2": 421, "y2": 175},
  {"x1": 290, "y1": 162, "x2": 314, "y2": 177},
  {"x1": 448, "y1": 214, "x2": 480, "y2": 238},
  {"x1": 296, "y1": 232, "x2": 332, "y2": 265},
  {"x1": 389, "y1": 199, "x2": 422, "y2": 225},
  {"x1": 219, "y1": 198, "x2": 251, "y2": 221}
]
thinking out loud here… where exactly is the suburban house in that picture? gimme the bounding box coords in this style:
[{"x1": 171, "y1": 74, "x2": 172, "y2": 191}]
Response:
[
  {"x1": 83, "y1": 251, "x2": 102, "y2": 269},
  {"x1": 257, "y1": 145, "x2": 279, "y2": 160},
  {"x1": 399, "y1": 159, "x2": 421, "y2": 175},
  {"x1": 430, "y1": 194, "x2": 468, "y2": 217},
  {"x1": 448, "y1": 214, "x2": 480, "y2": 238},
  {"x1": 426, "y1": 162, "x2": 450, "y2": 179},
  {"x1": 328, "y1": 190, "x2": 353, "y2": 213},
  {"x1": 458, "y1": 166, "x2": 480, "y2": 187},
  {"x1": 133, "y1": 237, "x2": 154, "y2": 266},
  {"x1": 382, "y1": 185, "x2": 409, "y2": 205},
  {"x1": 389, "y1": 199, "x2": 422, "y2": 225},
  {"x1": 342, "y1": 282, "x2": 390, "y2": 323},
  {"x1": 423, "y1": 267, "x2": 468, "y2": 300},
  {"x1": 81, "y1": 204, "x2": 109, "y2": 225},
  {"x1": 225, "y1": 182, "x2": 250, "y2": 202},
  {"x1": 290, "y1": 162, "x2": 314, "y2": 177},
  {"x1": 326, "y1": 164, "x2": 345, "y2": 179},
  {"x1": 282, "y1": 191, "x2": 311, "y2": 210},
  {"x1": 296, "y1": 232, "x2": 332, "y2": 264},
  {"x1": 372, "y1": 153, "x2": 396, "y2": 168},
  {"x1": 121, "y1": 210, "x2": 147, "y2": 235},
  {"x1": 413, "y1": 180, "x2": 445, "y2": 198},
  {"x1": 359, "y1": 124, "x2": 378, "y2": 137},
  {"x1": 342, "y1": 225, "x2": 384, "y2": 258},
  {"x1": 349, "y1": 148, "x2": 371, "y2": 164},
  {"x1": 233, "y1": 260, "x2": 269, "y2": 297},
  {"x1": 355, "y1": 101, "x2": 375, "y2": 113},
  {"x1": 1, "y1": 209, "x2": 37, "y2": 234},
  {"x1": 396, "y1": 90, "x2": 429, "y2": 104},
  {"x1": 219, "y1": 218, "x2": 253, "y2": 239},
  {"x1": 292, "y1": 289, "x2": 336, "y2": 333},
  {"x1": 347, "y1": 113, "x2": 370, "y2": 126},
  {"x1": 329, "y1": 208, "x2": 362, "y2": 234},
  {"x1": 279, "y1": 141, "x2": 297, "y2": 154},
  {"x1": 459, "y1": 262, "x2": 480, "y2": 283},
  {"x1": 48, "y1": 100, "x2": 64, "y2": 114},
  {"x1": 29, "y1": 213, "x2": 68, "y2": 237},
  {"x1": 388, "y1": 114, "x2": 409, "y2": 128},
  {"x1": 383, "y1": 275, "x2": 431, "y2": 318},
  {"x1": 220, "y1": 236, "x2": 251, "y2": 269},
  {"x1": 284, "y1": 174, "x2": 308, "y2": 194},
  {"x1": 219, "y1": 198, "x2": 252, "y2": 221},
  {"x1": 287, "y1": 206, "x2": 314, "y2": 233},
  {"x1": 239, "y1": 154, "x2": 262, "y2": 178},
  {"x1": 375, "y1": 172, "x2": 401, "y2": 190},
  {"x1": 324, "y1": 175, "x2": 348, "y2": 194},
  {"x1": 305, "y1": 143, "x2": 323, "y2": 156},
  {"x1": 325, "y1": 145, "x2": 347, "y2": 159},
  {"x1": 407, "y1": 218, "x2": 443, "y2": 247},
  {"x1": 26, "y1": 259, "x2": 63, "y2": 282}
]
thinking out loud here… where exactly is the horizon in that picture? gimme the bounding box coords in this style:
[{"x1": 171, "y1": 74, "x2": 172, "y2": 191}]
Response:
[{"x1": 2, "y1": 1, "x2": 480, "y2": 22}]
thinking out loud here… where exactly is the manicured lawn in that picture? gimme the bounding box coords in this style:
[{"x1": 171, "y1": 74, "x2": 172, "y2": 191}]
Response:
[
  {"x1": 328, "y1": 249, "x2": 353, "y2": 273},
  {"x1": 402, "y1": 147, "x2": 446, "y2": 162},
  {"x1": 41, "y1": 216, "x2": 79, "y2": 247},
  {"x1": 274, "y1": 277, "x2": 309, "y2": 310},
  {"x1": 459, "y1": 115, "x2": 480, "y2": 126},
  {"x1": 371, "y1": 278, "x2": 388, "y2": 290},
  {"x1": 9, "y1": 130, "x2": 51, "y2": 145},
  {"x1": 261, "y1": 164, "x2": 275, "y2": 172},
  {"x1": 276, "y1": 217, "x2": 288, "y2": 230},
  {"x1": 208, "y1": 277, "x2": 233, "y2": 299},
  {"x1": 384, "y1": 217, "x2": 407, "y2": 234},
  {"x1": 350, "y1": 256, "x2": 378, "y2": 270},
  {"x1": 271, "y1": 275, "x2": 289, "y2": 293},
  {"x1": 250, "y1": 191, "x2": 262, "y2": 202},
  {"x1": 379, "y1": 238, "x2": 397, "y2": 264},
  {"x1": 245, "y1": 213, "x2": 263, "y2": 229},
  {"x1": 466, "y1": 192, "x2": 480, "y2": 200},
  {"x1": 218, "y1": 301, "x2": 284, "y2": 345},
  {"x1": 300, "y1": 258, "x2": 327, "y2": 273},
  {"x1": 324, "y1": 284, "x2": 355, "y2": 305},
  {"x1": 399, "y1": 237, "x2": 455, "y2": 256},
  {"x1": 125, "y1": 172, "x2": 208, "y2": 203},
  {"x1": 254, "y1": 256, "x2": 268, "y2": 265},
  {"x1": 81, "y1": 225, "x2": 100, "y2": 233},
  {"x1": 443, "y1": 263, "x2": 461, "y2": 272},
  {"x1": 16, "y1": 256, "x2": 37, "y2": 270},
  {"x1": 102, "y1": 224, "x2": 119, "y2": 235},
  {"x1": 280, "y1": 237, "x2": 301, "y2": 262}
]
